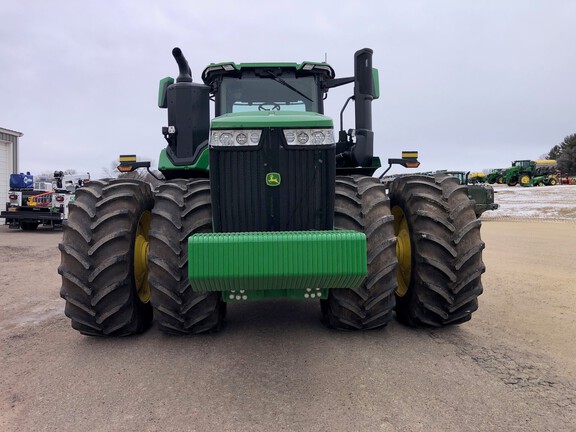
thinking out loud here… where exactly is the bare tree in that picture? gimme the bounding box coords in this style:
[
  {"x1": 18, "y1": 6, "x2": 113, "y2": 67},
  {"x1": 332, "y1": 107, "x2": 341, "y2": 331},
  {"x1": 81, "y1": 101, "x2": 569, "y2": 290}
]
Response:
[{"x1": 100, "y1": 160, "x2": 120, "y2": 179}]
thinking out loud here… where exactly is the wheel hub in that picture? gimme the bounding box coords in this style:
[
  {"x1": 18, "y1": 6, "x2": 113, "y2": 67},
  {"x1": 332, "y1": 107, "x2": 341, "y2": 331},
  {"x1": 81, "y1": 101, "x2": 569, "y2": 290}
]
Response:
[
  {"x1": 392, "y1": 206, "x2": 412, "y2": 297},
  {"x1": 134, "y1": 211, "x2": 151, "y2": 303}
]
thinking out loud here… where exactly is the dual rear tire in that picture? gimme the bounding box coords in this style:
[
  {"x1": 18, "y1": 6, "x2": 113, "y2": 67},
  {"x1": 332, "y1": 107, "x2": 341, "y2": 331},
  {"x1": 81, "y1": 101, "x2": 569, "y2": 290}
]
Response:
[
  {"x1": 58, "y1": 179, "x2": 154, "y2": 336},
  {"x1": 388, "y1": 174, "x2": 485, "y2": 326},
  {"x1": 321, "y1": 174, "x2": 485, "y2": 329},
  {"x1": 321, "y1": 176, "x2": 398, "y2": 330},
  {"x1": 59, "y1": 178, "x2": 223, "y2": 336},
  {"x1": 148, "y1": 179, "x2": 224, "y2": 334}
]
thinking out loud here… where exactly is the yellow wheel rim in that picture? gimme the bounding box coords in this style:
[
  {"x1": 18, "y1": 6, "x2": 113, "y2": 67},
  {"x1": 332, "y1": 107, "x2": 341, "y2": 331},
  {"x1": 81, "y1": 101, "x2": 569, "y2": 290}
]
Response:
[
  {"x1": 134, "y1": 211, "x2": 151, "y2": 303},
  {"x1": 520, "y1": 175, "x2": 530, "y2": 184},
  {"x1": 392, "y1": 206, "x2": 412, "y2": 297}
]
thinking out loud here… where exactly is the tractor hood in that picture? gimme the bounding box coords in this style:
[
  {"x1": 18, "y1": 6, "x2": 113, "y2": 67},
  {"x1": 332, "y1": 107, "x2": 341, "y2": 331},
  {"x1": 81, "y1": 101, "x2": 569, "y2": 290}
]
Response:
[{"x1": 210, "y1": 111, "x2": 333, "y2": 129}]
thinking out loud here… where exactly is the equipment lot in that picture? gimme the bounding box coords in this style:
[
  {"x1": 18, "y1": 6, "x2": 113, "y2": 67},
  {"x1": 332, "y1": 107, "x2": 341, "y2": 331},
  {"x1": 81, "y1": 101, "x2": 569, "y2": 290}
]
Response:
[{"x1": 1, "y1": 186, "x2": 576, "y2": 431}]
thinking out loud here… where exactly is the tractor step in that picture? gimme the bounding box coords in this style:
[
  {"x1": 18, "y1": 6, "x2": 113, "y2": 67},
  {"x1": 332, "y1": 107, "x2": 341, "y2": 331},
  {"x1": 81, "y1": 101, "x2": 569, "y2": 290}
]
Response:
[{"x1": 188, "y1": 230, "x2": 367, "y2": 293}]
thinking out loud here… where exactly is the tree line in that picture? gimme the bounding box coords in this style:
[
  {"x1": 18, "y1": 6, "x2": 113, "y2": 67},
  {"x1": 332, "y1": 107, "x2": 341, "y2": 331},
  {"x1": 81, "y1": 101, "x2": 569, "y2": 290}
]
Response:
[{"x1": 545, "y1": 133, "x2": 576, "y2": 175}]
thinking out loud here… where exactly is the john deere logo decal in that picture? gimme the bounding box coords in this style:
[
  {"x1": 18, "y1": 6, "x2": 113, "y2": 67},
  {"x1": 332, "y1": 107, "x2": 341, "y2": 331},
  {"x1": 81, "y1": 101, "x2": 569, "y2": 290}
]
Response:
[{"x1": 266, "y1": 172, "x2": 281, "y2": 187}]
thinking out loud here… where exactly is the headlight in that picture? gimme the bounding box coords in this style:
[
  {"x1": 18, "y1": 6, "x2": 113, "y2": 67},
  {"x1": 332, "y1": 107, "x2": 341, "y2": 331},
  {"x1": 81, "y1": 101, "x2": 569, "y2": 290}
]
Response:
[
  {"x1": 283, "y1": 128, "x2": 334, "y2": 146},
  {"x1": 210, "y1": 129, "x2": 261, "y2": 147}
]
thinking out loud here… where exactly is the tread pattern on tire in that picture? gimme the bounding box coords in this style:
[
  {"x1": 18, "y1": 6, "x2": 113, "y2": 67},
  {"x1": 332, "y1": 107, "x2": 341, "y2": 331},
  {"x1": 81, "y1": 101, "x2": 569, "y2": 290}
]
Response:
[
  {"x1": 321, "y1": 175, "x2": 398, "y2": 330},
  {"x1": 148, "y1": 179, "x2": 224, "y2": 334},
  {"x1": 389, "y1": 174, "x2": 485, "y2": 327},
  {"x1": 58, "y1": 179, "x2": 154, "y2": 336}
]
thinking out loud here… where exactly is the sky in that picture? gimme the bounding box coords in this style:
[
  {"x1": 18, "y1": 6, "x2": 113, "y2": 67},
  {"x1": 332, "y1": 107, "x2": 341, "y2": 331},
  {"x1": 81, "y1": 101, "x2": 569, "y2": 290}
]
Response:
[{"x1": 1, "y1": 0, "x2": 575, "y2": 179}]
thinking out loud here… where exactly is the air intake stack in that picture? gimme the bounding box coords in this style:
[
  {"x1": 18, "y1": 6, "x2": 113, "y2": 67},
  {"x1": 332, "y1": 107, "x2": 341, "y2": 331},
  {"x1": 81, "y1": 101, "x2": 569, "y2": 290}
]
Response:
[{"x1": 162, "y1": 47, "x2": 211, "y2": 165}]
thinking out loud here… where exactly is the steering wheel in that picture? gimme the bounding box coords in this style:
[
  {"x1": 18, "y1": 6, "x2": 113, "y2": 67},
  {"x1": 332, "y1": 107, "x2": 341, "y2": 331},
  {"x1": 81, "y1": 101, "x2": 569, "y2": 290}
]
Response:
[{"x1": 258, "y1": 103, "x2": 281, "y2": 111}]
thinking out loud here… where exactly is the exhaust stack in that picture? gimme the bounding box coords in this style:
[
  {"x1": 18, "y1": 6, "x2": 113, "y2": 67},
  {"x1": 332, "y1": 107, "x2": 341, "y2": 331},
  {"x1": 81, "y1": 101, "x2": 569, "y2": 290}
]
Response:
[
  {"x1": 172, "y1": 47, "x2": 193, "y2": 83},
  {"x1": 351, "y1": 48, "x2": 375, "y2": 166}
]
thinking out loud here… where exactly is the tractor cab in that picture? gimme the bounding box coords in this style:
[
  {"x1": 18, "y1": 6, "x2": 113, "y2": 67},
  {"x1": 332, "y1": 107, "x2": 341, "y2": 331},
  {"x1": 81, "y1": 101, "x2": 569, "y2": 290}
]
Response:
[
  {"x1": 157, "y1": 48, "x2": 381, "y2": 180},
  {"x1": 443, "y1": 171, "x2": 470, "y2": 185},
  {"x1": 202, "y1": 61, "x2": 333, "y2": 115},
  {"x1": 512, "y1": 160, "x2": 533, "y2": 169}
]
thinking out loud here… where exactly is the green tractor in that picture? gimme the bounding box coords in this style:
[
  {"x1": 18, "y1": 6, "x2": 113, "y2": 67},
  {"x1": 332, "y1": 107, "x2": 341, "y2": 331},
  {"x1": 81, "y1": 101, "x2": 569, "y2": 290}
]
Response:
[
  {"x1": 58, "y1": 48, "x2": 486, "y2": 335},
  {"x1": 503, "y1": 159, "x2": 558, "y2": 187},
  {"x1": 486, "y1": 169, "x2": 504, "y2": 185},
  {"x1": 502, "y1": 160, "x2": 532, "y2": 186},
  {"x1": 531, "y1": 174, "x2": 559, "y2": 186},
  {"x1": 438, "y1": 171, "x2": 498, "y2": 217}
]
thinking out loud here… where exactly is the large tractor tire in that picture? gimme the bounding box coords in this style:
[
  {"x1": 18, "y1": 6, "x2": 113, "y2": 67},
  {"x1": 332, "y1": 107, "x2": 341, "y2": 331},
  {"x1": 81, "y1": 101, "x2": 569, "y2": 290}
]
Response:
[
  {"x1": 388, "y1": 174, "x2": 485, "y2": 327},
  {"x1": 321, "y1": 176, "x2": 397, "y2": 330},
  {"x1": 148, "y1": 179, "x2": 225, "y2": 334},
  {"x1": 59, "y1": 179, "x2": 154, "y2": 336}
]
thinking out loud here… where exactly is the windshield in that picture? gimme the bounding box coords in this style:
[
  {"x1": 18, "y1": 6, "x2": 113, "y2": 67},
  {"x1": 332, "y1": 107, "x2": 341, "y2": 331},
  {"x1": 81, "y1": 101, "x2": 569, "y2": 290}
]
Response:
[{"x1": 218, "y1": 75, "x2": 319, "y2": 114}]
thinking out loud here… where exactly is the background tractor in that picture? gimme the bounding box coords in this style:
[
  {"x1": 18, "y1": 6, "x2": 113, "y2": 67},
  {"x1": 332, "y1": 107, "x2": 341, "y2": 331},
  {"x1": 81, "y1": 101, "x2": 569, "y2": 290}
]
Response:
[
  {"x1": 432, "y1": 171, "x2": 498, "y2": 217},
  {"x1": 531, "y1": 174, "x2": 559, "y2": 186},
  {"x1": 503, "y1": 159, "x2": 558, "y2": 187},
  {"x1": 468, "y1": 172, "x2": 486, "y2": 184},
  {"x1": 486, "y1": 169, "x2": 505, "y2": 185},
  {"x1": 59, "y1": 48, "x2": 486, "y2": 336}
]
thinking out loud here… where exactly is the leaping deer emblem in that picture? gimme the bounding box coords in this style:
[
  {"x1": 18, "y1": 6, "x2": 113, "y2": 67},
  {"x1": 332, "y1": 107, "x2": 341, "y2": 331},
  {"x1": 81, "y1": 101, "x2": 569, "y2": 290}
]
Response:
[{"x1": 266, "y1": 173, "x2": 281, "y2": 187}]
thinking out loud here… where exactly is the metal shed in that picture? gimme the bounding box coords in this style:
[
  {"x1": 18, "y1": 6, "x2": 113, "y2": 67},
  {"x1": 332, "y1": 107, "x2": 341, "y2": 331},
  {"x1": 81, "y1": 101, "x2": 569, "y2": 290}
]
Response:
[{"x1": 0, "y1": 127, "x2": 22, "y2": 210}]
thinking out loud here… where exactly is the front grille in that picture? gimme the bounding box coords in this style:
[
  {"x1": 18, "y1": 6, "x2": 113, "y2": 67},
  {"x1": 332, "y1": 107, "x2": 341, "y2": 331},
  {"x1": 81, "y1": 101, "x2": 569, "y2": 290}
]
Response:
[{"x1": 210, "y1": 128, "x2": 335, "y2": 232}]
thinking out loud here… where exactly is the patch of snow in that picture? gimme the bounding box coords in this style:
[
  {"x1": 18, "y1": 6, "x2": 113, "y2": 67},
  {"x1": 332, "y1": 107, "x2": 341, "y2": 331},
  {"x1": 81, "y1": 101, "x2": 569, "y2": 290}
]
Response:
[{"x1": 481, "y1": 185, "x2": 576, "y2": 221}]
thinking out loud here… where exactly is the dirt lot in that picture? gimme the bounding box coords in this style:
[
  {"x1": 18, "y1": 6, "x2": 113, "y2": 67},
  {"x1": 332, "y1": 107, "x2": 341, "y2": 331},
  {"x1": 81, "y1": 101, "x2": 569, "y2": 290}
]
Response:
[{"x1": 1, "y1": 186, "x2": 576, "y2": 431}]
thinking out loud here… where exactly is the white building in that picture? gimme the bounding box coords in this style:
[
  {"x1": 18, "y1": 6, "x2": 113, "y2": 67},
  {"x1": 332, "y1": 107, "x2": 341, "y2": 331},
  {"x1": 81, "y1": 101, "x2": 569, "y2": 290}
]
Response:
[{"x1": 0, "y1": 127, "x2": 22, "y2": 208}]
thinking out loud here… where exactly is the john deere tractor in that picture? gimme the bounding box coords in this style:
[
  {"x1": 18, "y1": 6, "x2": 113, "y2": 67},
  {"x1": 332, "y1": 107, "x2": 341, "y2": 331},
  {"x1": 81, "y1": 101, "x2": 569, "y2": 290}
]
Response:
[
  {"x1": 503, "y1": 159, "x2": 558, "y2": 187},
  {"x1": 431, "y1": 171, "x2": 498, "y2": 217},
  {"x1": 59, "y1": 48, "x2": 485, "y2": 335},
  {"x1": 486, "y1": 169, "x2": 504, "y2": 185}
]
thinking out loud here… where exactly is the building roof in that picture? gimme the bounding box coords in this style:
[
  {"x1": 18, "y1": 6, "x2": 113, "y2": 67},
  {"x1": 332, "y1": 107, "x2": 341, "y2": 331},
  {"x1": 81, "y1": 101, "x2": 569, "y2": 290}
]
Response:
[{"x1": 0, "y1": 127, "x2": 23, "y2": 137}]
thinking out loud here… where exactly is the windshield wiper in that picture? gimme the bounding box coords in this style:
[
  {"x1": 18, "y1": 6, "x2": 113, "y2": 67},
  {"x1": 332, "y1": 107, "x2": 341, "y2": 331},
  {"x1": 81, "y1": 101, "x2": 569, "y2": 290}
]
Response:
[{"x1": 266, "y1": 70, "x2": 314, "y2": 102}]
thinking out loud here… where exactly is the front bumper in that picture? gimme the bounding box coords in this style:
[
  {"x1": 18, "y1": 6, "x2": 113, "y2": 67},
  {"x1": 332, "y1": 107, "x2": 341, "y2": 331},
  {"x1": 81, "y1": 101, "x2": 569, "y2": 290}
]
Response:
[{"x1": 188, "y1": 230, "x2": 367, "y2": 301}]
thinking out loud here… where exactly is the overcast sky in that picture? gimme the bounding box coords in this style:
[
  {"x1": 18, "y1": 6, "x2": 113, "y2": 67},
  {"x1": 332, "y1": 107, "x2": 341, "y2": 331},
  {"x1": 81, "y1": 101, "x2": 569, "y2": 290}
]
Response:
[{"x1": 1, "y1": 0, "x2": 574, "y2": 178}]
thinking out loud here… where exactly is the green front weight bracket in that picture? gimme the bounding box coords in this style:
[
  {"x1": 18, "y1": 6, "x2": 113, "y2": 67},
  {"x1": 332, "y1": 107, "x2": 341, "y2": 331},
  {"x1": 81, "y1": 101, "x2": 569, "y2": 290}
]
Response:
[{"x1": 188, "y1": 231, "x2": 367, "y2": 301}]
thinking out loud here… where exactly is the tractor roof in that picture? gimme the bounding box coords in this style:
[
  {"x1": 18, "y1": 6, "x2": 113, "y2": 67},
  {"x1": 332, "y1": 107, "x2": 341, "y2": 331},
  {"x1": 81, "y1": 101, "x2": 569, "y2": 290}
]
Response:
[{"x1": 202, "y1": 61, "x2": 335, "y2": 83}]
